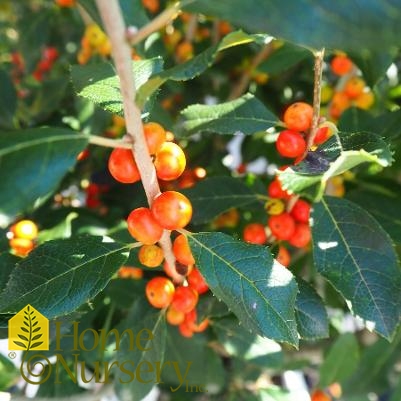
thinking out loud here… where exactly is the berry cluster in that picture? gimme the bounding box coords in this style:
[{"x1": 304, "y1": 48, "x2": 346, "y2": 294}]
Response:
[
  {"x1": 108, "y1": 122, "x2": 210, "y2": 337},
  {"x1": 55, "y1": 0, "x2": 76, "y2": 7},
  {"x1": 77, "y1": 24, "x2": 111, "y2": 65},
  {"x1": 8, "y1": 220, "x2": 38, "y2": 257}
]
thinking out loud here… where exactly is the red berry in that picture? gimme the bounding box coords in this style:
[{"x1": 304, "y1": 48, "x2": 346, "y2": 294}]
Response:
[
  {"x1": 276, "y1": 245, "x2": 291, "y2": 267},
  {"x1": 145, "y1": 277, "x2": 175, "y2": 308},
  {"x1": 276, "y1": 130, "x2": 306, "y2": 158},
  {"x1": 154, "y1": 142, "x2": 186, "y2": 181},
  {"x1": 187, "y1": 267, "x2": 208, "y2": 294},
  {"x1": 268, "y1": 213, "x2": 296, "y2": 240},
  {"x1": 151, "y1": 191, "x2": 192, "y2": 230},
  {"x1": 178, "y1": 321, "x2": 194, "y2": 338},
  {"x1": 127, "y1": 207, "x2": 164, "y2": 245},
  {"x1": 171, "y1": 286, "x2": 199, "y2": 314},
  {"x1": 331, "y1": 55, "x2": 353, "y2": 76},
  {"x1": 143, "y1": 122, "x2": 166, "y2": 154},
  {"x1": 243, "y1": 223, "x2": 267, "y2": 245},
  {"x1": 173, "y1": 234, "x2": 195, "y2": 266},
  {"x1": 314, "y1": 126, "x2": 330, "y2": 145},
  {"x1": 290, "y1": 199, "x2": 311, "y2": 223},
  {"x1": 108, "y1": 148, "x2": 141, "y2": 184},
  {"x1": 288, "y1": 223, "x2": 311, "y2": 248},
  {"x1": 268, "y1": 178, "x2": 290, "y2": 199},
  {"x1": 283, "y1": 102, "x2": 313, "y2": 132}
]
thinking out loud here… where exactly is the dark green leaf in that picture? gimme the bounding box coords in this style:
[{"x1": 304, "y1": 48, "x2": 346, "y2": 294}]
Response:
[
  {"x1": 185, "y1": 0, "x2": 401, "y2": 52},
  {"x1": 338, "y1": 108, "x2": 375, "y2": 134},
  {"x1": 312, "y1": 196, "x2": 401, "y2": 339},
  {"x1": 71, "y1": 58, "x2": 163, "y2": 115},
  {"x1": 181, "y1": 93, "x2": 279, "y2": 136},
  {"x1": 370, "y1": 109, "x2": 401, "y2": 141},
  {"x1": 182, "y1": 176, "x2": 263, "y2": 225},
  {"x1": 295, "y1": 279, "x2": 329, "y2": 340},
  {"x1": 188, "y1": 232, "x2": 299, "y2": 346},
  {"x1": 0, "y1": 253, "x2": 18, "y2": 295},
  {"x1": 0, "y1": 70, "x2": 17, "y2": 129},
  {"x1": 278, "y1": 132, "x2": 392, "y2": 200},
  {"x1": 137, "y1": 31, "x2": 269, "y2": 108},
  {"x1": 0, "y1": 128, "x2": 88, "y2": 227},
  {"x1": 0, "y1": 236, "x2": 129, "y2": 318},
  {"x1": 115, "y1": 298, "x2": 166, "y2": 401},
  {"x1": 319, "y1": 333, "x2": 360, "y2": 387}
]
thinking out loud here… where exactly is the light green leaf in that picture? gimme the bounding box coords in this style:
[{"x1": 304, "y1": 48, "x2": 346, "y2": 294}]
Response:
[
  {"x1": 188, "y1": 232, "x2": 299, "y2": 346},
  {"x1": 312, "y1": 196, "x2": 401, "y2": 339},
  {"x1": 0, "y1": 236, "x2": 129, "y2": 318}
]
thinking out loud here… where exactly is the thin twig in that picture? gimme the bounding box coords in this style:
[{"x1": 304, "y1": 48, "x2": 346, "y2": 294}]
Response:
[
  {"x1": 88, "y1": 135, "x2": 132, "y2": 149},
  {"x1": 184, "y1": 14, "x2": 198, "y2": 42},
  {"x1": 302, "y1": 48, "x2": 325, "y2": 158},
  {"x1": 76, "y1": 3, "x2": 93, "y2": 26},
  {"x1": 95, "y1": 0, "x2": 180, "y2": 279},
  {"x1": 228, "y1": 43, "x2": 274, "y2": 100},
  {"x1": 127, "y1": 2, "x2": 181, "y2": 46}
]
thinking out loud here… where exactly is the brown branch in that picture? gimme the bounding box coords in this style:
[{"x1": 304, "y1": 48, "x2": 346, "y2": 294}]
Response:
[
  {"x1": 95, "y1": 0, "x2": 180, "y2": 279},
  {"x1": 302, "y1": 48, "x2": 325, "y2": 158},
  {"x1": 228, "y1": 43, "x2": 274, "y2": 100},
  {"x1": 184, "y1": 14, "x2": 198, "y2": 42},
  {"x1": 88, "y1": 135, "x2": 132, "y2": 149},
  {"x1": 127, "y1": 2, "x2": 181, "y2": 46}
]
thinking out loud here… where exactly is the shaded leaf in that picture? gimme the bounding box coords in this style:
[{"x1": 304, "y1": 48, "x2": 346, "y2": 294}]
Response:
[
  {"x1": 188, "y1": 232, "x2": 298, "y2": 346},
  {"x1": 0, "y1": 70, "x2": 17, "y2": 129}
]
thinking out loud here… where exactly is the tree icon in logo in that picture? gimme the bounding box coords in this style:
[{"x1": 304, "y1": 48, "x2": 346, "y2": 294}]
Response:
[{"x1": 8, "y1": 305, "x2": 49, "y2": 351}]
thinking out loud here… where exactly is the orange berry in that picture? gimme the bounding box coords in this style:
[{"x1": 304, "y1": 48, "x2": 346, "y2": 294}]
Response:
[
  {"x1": 154, "y1": 142, "x2": 186, "y2": 181},
  {"x1": 118, "y1": 266, "x2": 144, "y2": 279},
  {"x1": 151, "y1": 191, "x2": 192, "y2": 230},
  {"x1": 138, "y1": 244, "x2": 164, "y2": 268},
  {"x1": 276, "y1": 245, "x2": 291, "y2": 267},
  {"x1": 142, "y1": 0, "x2": 159, "y2": 13},
  {"x1": 108, "y1": 148, "x2": 141, "y2": 184},
  {"x1": 127, "y1": 207, "x2": 164, "y2": 245},
  {"x1": 330, "y1": 92, "x2": 351, "y2": 119},
  {"x1": 171, "y1": 286, "x2": 199, "y2": 313},
  {"x1": 11, "y1": 220, "x2": 38, "y2": 240},
  {"x1": 143, "y1": 122, "x2": 166, "y2": 154},
  {"x1": 166, "y1": 306, "x2": 185, "y2": 325},
  {"x1": 175, "y1": 41, "x2": 194, "y2": 63},
  {"x1": 187, "y1": 267, "x2": 208, "y2": 294},
  {"x1": 344, "y1": 77, "x2": 365, "y2": 99},
  {"x1": 55, "y1": 0, "x2": 76, "y2": 7},
  {"x1": 283, "y1": 102, "x2": 313, "y2": 132},
  {"x1": 145, "y1": 277, "x2": 175, "y2": 309},
  {"x1": 331, "y1": 55, "x2": 353, "y2": 76},
  {"x1": 173, "y1": 234, "x2": 195, "y2": 266},
  {"x1": 9, "y1": 238, "x2": 34, "y2": 257},
  {"x1": 178, "y1": 321, "x2": 194, "y2": 338},
  {"x1": 243, "y1": 223, "x2": 267, "y2": 245},
  {"x1": 311, "y1": 390, "x2": 331, "y2": 401},
  {"x1": 354, "y1": 91, "x2": 374, "y2": 109}
]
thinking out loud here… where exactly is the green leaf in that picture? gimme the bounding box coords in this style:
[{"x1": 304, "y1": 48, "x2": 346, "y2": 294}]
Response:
[
  {"x1": 212, "y1": 316, "x2": 283, "y2": 368},
  {"x1": 71, "y1": 58, "x2": 163, "y2": 115},
  {"x1": 278, "y1": 132, "x2": 392, "y2": 200},
  {"x1": 182, "y1": 176, "x2": 263, "y2": 225},
  {"x1": 181, "y1": 93, "x2": 279, "y2": 136},
  {"x1": 0, "y1": 236, "x2": 128, "y2": 318},
  {"x1": 185, "y1": 0, "x2": 401, "y2": 52},
  {"x1": 188, "y1": 232, "x2": 299, "y2": 346},
  {"x1": 0, "y1": 353, "x2": 19, "y2": 391},
  {"x1": 312, "y1": 196, "x2": 401, "y2": 339},
  {"x1": 0, "y1": 70, "x2": 17, "y2": 129},
  {"x1": 136, "y1": 30, "x2": 269, "y2": 108},
  {"x1": 347, "y1": 190, "x2": 401, "y2": 244},
  {"x1": 115, "y1": 298, "x2": 166, "y2": 401},
  {"x1": 0, "y1": 128, "x2": 88, "y2": 227},
  {"x1": 295, "y1": 279, "x2": 329, "y2": 340},
  {"x1": 338, "y1": 108, "x2": 375, "y2": 134},
  {"x1": 0, "y1": 253, "x2": 18, "y2": 295},
  {"x1": 319, "y1": 333, "x2": 360, "y2": 387}
]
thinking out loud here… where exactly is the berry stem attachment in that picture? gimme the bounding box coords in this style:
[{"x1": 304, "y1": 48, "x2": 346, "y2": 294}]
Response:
[
  {"x1": 127, "y1": 2, "x2": 181, "y2": 46},
  {"x1": 88, "y1": 135, "x2": 132, "y2": 149},
  {"x1": 302, "y1": 48, "x2": 325, "y2": 158},
  {"x1": 95, "y1": 0, "x2": 179, "y2": 278}
]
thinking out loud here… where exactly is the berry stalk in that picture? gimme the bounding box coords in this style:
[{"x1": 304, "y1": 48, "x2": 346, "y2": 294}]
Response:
[{"x1": 95, "y1": 0, "x2": 179, "y2": 277}]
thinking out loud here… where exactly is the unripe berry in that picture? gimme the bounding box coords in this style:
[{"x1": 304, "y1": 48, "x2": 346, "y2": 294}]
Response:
[
  {"x1": 283, "y1": 102, "x2": 313, "y2": 132},
  {"x1": 11, "y1": 220, "x2": 38, "y2": 240},
  {"x1": 243, "y1": 223, "x2": 267, "y2": 245},
  {"x1": 268, "y1": 213, "x2": 296, "y2": 240},
  {"x1": 276, "y1": 130, "x2": 306, "y2": 158},
  {"x1": 151, "y1": 191, "x2": 192, "y2": 230},
  {"x1": 127, "y1": 207, "x2": 163, "y2": 245},
  {"x1": 265, "y1": 198, "x2": 285, "y2": 215},
  {"x1": 138, "y1": 244, "x2": 164, "y2": 268}
]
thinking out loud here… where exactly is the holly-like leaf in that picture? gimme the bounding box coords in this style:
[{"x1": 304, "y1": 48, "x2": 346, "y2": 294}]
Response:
[
  {"x1": 136, "y1": 30, "x2": 271, "y2": 108},
  {"x1": 182, "y1": 176, "x2": 263, "y2": 225},
  {"x1": 180, "y1": 93, "x2": 279, "y2": 136},
  {"x1": 185, "y1": 0, "x2": 401, "y2": 52},
  {"x1": 319, "y1": 333, "x2": 360, "y2": 388},
  {"x1": 278, "y1": 132, "x2": 392, "y2": 201},
  {"x1": 0, "y1": 236, "x2": 129, "y2": 318},
  {"x1": 188, "y1": 232, "x2": 299, "y2": 346},
  {"x1": 71, "y1": 58, "x2": 163, "y2": 115},
  {"x1": 0, "y1": 128, "x2": 88, "y2": 227},
  {"x1": 295, "y1": 279, "x2": 329, "y2": 340},
  {"x1": 115, "y1": 298, "x2": 166, "y2": 401},
  {"x1": 312, "y1": 196, "x2": 401, "y2": 340}
]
